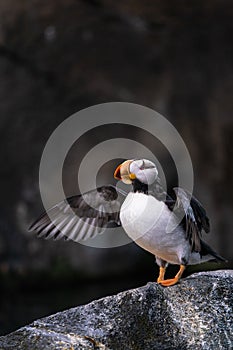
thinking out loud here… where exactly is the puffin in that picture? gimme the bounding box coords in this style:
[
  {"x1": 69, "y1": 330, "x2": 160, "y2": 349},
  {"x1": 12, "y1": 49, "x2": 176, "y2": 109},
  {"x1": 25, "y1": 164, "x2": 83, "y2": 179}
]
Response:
[{"x1": 29, "y1": 159, "x2": 226, "y2": 286}]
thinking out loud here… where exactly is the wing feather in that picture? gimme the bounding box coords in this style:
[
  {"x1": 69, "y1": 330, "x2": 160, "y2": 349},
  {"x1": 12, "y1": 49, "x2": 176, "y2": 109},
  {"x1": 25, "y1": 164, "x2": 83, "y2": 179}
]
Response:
[
  {"x1": 29, "y1": 185, "x2": 125, "y2": 243},
  {"x1": 173, "y1": 187, "x2": 210, "y2": 252}
]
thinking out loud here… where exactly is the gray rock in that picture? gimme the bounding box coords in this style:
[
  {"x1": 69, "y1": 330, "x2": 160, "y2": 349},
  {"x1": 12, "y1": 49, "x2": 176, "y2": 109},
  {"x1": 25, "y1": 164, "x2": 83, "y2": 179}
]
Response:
[{"x1": 0, "y1": 270, "x2": 232, "y2": 350}]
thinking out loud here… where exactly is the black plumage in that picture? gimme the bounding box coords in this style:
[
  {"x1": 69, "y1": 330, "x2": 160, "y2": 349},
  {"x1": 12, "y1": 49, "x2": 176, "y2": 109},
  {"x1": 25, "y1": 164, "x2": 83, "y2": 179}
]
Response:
[{"x1": 29, "y1": 185, "x2": 125, "y2": 241}]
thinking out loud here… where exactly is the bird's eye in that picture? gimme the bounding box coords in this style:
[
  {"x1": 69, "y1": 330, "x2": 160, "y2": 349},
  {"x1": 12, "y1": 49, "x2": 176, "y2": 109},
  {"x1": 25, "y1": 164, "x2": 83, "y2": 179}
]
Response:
[{"x1": 139, "y1": 160, "x2": 145, "y2": 170}]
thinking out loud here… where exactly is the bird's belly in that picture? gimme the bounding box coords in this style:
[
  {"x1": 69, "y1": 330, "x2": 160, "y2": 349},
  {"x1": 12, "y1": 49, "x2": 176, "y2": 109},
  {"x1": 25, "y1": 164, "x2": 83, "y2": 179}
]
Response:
[{"x1": 120, "y1": 193, "x2": 188, "y2": 264}]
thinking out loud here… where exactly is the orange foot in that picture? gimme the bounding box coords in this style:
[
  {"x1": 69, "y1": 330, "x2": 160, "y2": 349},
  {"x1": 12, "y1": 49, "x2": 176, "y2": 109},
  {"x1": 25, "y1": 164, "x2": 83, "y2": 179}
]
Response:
[
  {"x1": 158, "y1": 277, "x2": 180, "y2": 287},
  {"x1": 157, "y1": 266, "x2": 166, "y2": 283},
  {"x1": 157, "y1": 265, "x2": 186, "y2": 287}
]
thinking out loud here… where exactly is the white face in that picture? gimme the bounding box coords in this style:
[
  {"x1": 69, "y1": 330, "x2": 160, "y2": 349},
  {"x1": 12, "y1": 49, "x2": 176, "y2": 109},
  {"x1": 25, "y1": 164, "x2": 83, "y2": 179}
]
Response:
[{"x1": 129, "y1": 159, "x2": 158, "y2": 185}]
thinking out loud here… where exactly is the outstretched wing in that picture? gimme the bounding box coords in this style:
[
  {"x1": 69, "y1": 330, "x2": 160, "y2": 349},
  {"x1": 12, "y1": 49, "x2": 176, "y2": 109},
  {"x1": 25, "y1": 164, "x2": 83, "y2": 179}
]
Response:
[
  {"x1": 29, "y1": 185, "x2": 126, "y2": 242},
  {"x1": 172, "y1": 187, "x2": 210, "y2": 252}
]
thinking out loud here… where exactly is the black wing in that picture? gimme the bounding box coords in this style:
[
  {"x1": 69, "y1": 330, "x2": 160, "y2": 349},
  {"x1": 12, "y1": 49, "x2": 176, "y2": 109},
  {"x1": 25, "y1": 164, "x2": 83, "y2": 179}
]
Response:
[
  {"x1": 29, "y1": 185, "x2": 126, "y2": 242},
  {"x1": 171, "y1": 188, "x2": 210, "y2": 252}
]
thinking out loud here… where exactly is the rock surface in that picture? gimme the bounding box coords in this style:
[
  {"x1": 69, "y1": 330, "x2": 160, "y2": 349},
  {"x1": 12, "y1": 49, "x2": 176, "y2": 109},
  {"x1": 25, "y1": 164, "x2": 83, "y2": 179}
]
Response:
[{"x1": 0, "y1": 270, "x2": 232, "y2": 350}]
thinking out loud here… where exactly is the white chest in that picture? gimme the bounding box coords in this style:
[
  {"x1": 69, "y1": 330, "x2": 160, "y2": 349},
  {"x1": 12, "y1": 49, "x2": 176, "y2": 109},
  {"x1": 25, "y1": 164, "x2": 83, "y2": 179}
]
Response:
[
  {"x1": 120, "y1": 193, "x2": 168, "y2": 240},
  {"x1": 120, "y1": 192, "x2": 187, "y2": 261}
]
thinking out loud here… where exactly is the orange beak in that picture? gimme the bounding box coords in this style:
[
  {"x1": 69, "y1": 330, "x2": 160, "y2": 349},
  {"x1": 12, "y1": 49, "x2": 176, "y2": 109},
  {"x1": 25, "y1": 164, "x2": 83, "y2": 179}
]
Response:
[
  {"x1": 114, "y1": 160, "x2": 135, "y2": 184},
  {"x1": 114, "y1": 164, "x2": 122, "y2": 180}
]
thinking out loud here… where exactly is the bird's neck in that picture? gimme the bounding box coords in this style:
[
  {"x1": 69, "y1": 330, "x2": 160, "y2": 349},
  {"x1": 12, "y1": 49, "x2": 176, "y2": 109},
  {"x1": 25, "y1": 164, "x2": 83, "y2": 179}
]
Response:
[{"x1": 132, "y1": 179, "x2": 148, "y2": 194}]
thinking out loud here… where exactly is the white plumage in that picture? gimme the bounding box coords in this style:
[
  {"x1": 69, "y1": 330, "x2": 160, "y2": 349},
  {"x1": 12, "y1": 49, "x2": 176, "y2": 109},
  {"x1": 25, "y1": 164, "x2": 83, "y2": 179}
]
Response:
[{"x1": 120, "y1": 192, "x2": 214, "y2": 266}]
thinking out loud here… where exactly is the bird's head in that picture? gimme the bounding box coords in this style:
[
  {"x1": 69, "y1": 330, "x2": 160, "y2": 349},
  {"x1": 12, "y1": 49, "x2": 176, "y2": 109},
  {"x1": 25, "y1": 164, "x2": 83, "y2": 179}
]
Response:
[{"x1": 114, "y1": 159, "x2": 158, "y2": 185}]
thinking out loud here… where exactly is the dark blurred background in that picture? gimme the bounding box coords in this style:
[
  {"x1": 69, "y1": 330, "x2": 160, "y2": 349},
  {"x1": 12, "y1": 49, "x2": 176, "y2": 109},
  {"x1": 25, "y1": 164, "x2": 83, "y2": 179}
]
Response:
[{"x1": 0, "y1": 0, "x2": 233, "y2": 336}]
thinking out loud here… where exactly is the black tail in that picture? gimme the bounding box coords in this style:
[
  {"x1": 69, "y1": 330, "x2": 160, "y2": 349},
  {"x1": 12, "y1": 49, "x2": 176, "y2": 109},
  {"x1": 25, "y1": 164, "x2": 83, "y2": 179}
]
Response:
[{"x1": 200, "y1": 240, "x2": 227, "y2": 262}]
